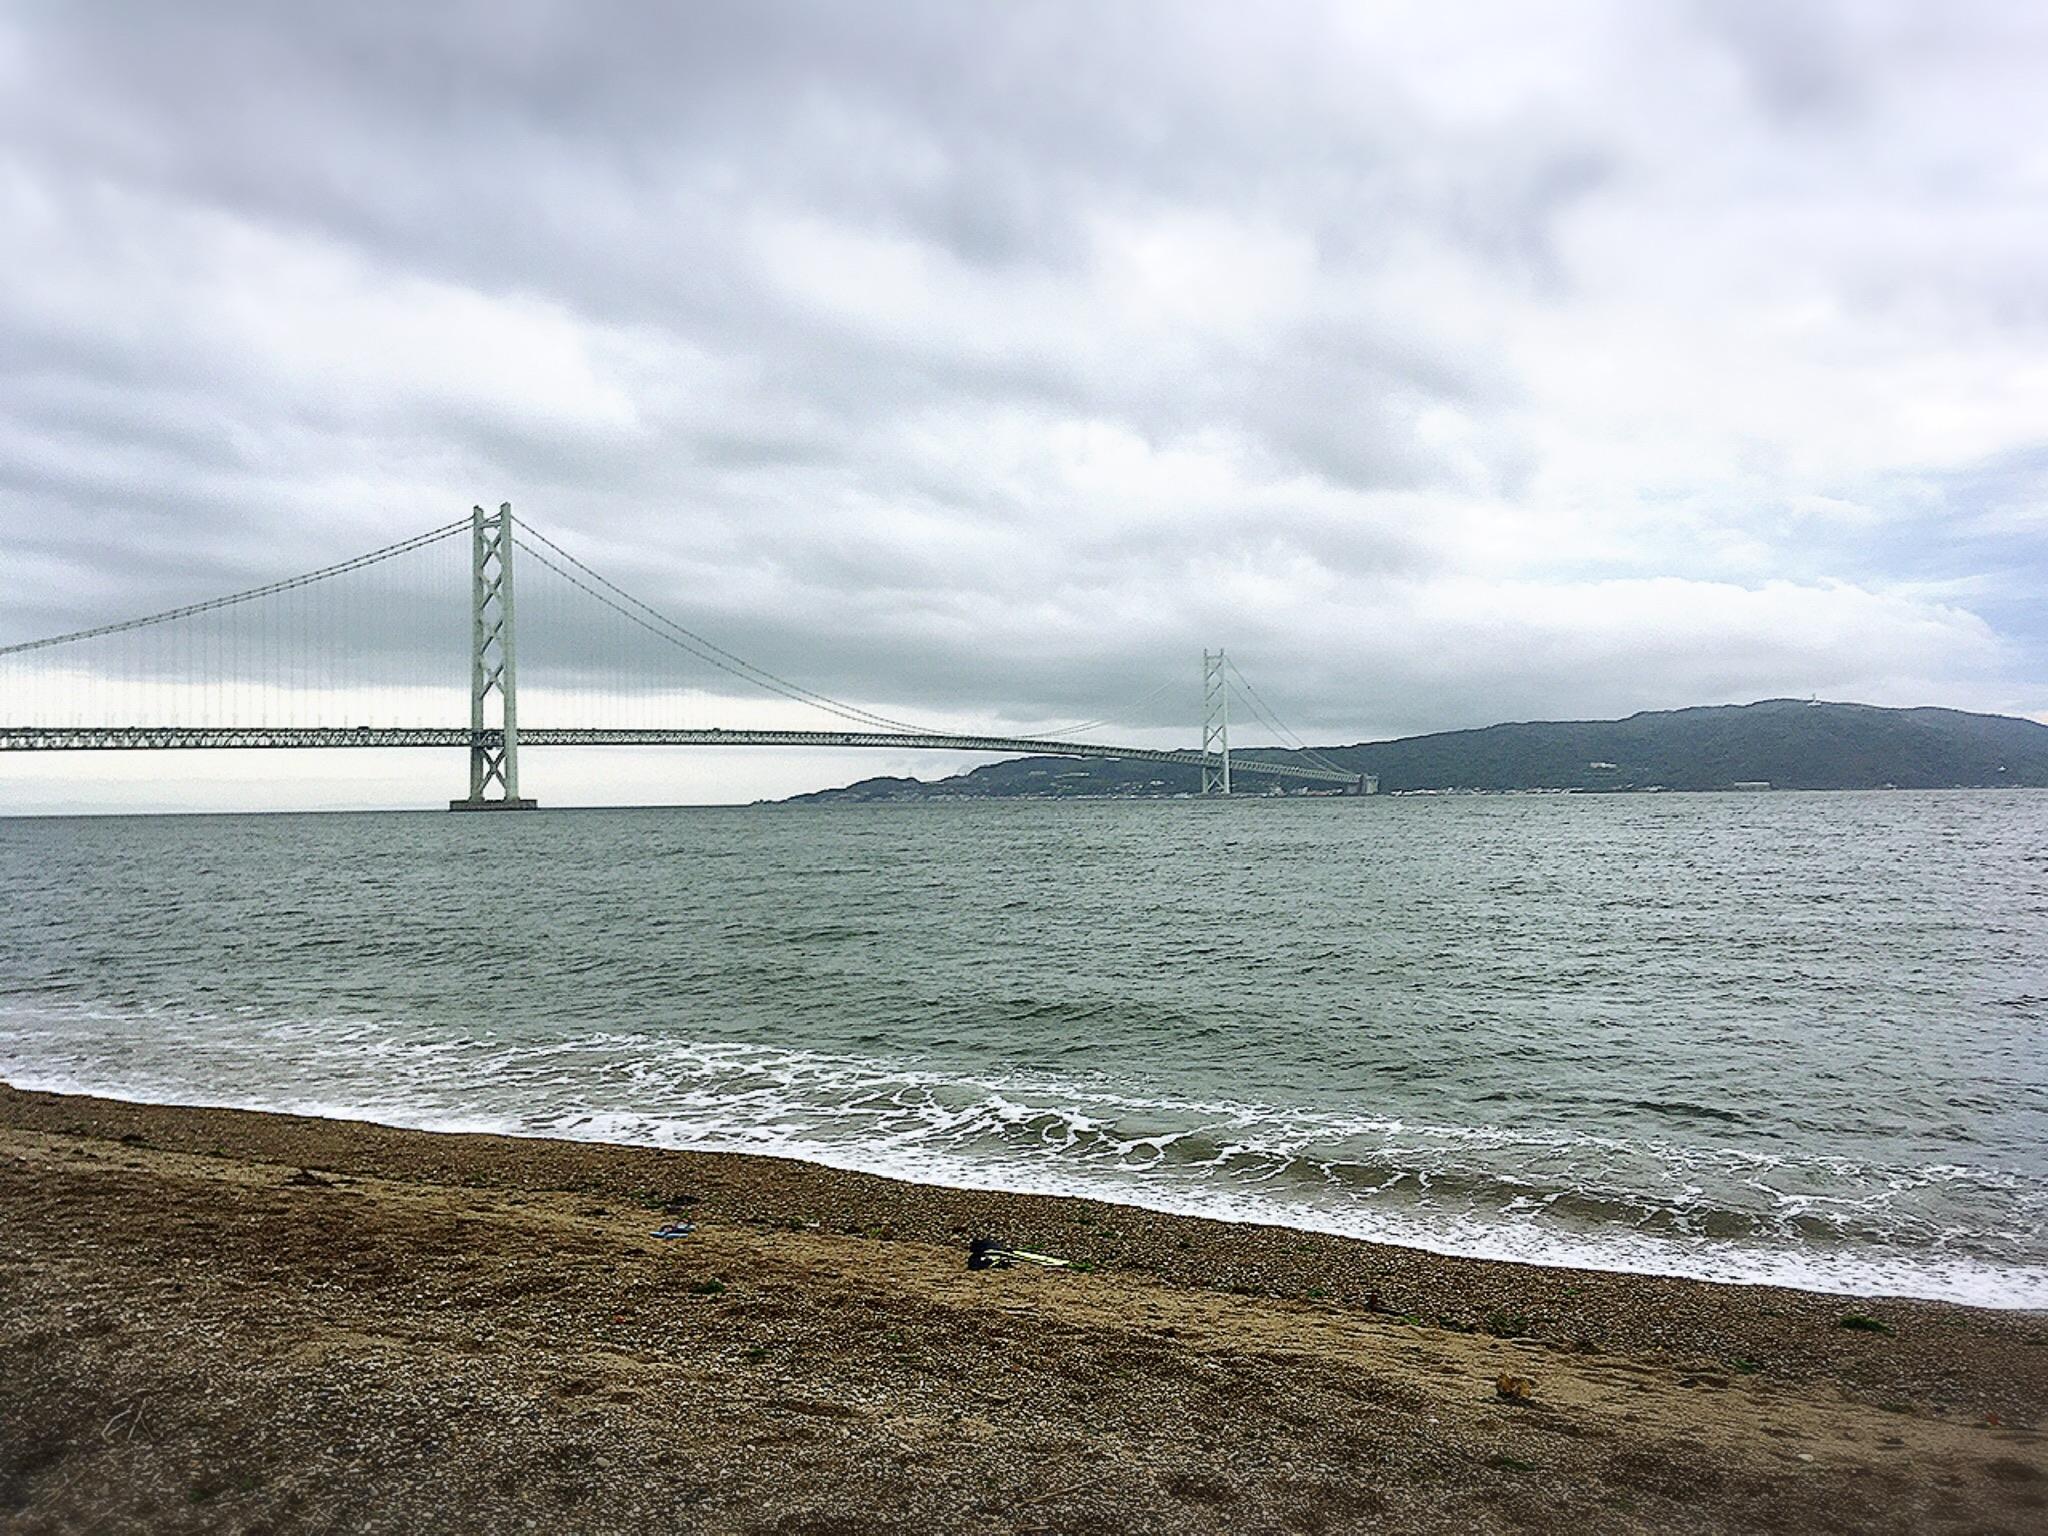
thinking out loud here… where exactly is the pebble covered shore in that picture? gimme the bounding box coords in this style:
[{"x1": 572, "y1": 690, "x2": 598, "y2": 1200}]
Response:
[{"x1": 3, "y1": 1085, "x2": 2044, "y2": 1533}]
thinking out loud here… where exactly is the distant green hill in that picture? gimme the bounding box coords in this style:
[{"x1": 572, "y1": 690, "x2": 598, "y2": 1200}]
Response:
[{"x1": 779, "y1": 700, "x2": 2048, "y2": 802}]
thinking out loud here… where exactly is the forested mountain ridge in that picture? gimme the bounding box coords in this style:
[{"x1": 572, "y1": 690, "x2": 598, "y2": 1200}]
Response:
[{"x1": 780, "y1": 699, "x2": 2048, "y2": 801}]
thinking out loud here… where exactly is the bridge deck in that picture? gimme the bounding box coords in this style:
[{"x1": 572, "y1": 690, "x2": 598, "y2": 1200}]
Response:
[{"x1": 0, "y1": 725, "x2": 1362, "y2": 788}]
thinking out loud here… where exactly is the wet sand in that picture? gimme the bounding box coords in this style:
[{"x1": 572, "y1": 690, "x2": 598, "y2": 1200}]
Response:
[{"x1": 2, "y1": 1084, "x2": 2044, "y2": 1533}]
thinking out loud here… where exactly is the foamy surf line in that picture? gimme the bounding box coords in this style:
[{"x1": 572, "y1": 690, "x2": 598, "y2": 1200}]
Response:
[{"x1": 6, "y1": 1058, "x2": 2046, "y2": 1311}]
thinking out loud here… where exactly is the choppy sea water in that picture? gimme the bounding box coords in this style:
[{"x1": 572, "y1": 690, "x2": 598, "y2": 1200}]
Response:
[{"x1": 1, "y1": 792, "x2": 2044, "y2": 1306}]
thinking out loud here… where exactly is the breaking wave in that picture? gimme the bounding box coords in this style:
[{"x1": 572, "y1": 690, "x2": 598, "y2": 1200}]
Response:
[{"x1": 6, "y1": 998, "x2": 2046, "y2": 1308}]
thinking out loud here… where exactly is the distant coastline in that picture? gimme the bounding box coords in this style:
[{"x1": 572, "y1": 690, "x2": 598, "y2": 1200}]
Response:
[{"x1": 781, "y1": 697, "x2": 2048, "y2": 803}]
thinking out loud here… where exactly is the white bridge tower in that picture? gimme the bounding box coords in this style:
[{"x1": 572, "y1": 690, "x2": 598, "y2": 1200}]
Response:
[
  {"x1": 450, "y1": 502, "x2": 536, "y2": 811},
  {"x1": 1201, "y1": 648, "x2": 1230, "y2": 795}
]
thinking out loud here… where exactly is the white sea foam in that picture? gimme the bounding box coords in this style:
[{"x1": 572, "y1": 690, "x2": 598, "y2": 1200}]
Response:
[{"x1": 5, "y1": 998, "x2": 2046, "y2": 1310}]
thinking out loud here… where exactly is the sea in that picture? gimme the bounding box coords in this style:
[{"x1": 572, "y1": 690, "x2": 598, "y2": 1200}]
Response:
[{"x1": 2, "y1": 791, "x2": 2044, "y2": 1308}]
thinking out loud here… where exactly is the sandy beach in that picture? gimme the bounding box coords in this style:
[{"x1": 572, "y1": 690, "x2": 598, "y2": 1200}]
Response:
[{"x1": 2, "y1": 1084, "x2": 2043, "y2": 1533}]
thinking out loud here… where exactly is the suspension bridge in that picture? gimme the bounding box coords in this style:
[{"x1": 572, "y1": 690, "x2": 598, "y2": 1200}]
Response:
[{"x1": 0, "y1": 504, "x2": 1371, "y2": 807}]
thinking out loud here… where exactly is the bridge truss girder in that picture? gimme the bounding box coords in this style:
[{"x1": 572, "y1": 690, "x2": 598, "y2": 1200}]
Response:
[{"x1": 0, "y1": 725, "x2": 1364, "y2": 791}]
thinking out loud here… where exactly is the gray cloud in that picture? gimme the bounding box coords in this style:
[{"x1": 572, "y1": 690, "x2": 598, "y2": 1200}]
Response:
[
  {"x1": 1, "y1": 0, "x2": 2044, "y2": 806},
  {"x1": 1695, "y1": 0, "x2": 1867, "y2": 125}
]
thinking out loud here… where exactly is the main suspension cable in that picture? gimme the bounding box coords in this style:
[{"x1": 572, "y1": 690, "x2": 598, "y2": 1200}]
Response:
[
  {"x1": 1225, "y1": 657, "x2": 1349, "y2": 775},
  {"x1": 512, "y1": 528, "x2": 938, "y2": 735},
  {"x1": 0, "y1": 520, "x2": 471, "y2": 659},
  {"x1": 1032, "y1": 674, "x2": 1181, "y2": 739}
]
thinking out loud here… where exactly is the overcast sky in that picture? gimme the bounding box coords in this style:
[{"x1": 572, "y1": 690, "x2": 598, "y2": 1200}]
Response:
[{"x1": 2, "y1": 0, "x2": 2044, "y2": 810}]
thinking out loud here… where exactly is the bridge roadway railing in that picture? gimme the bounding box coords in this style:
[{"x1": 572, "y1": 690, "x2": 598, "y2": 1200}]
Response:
[{"x1": 0, "y1": 725, "x2": 1363, "y2": 788}]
